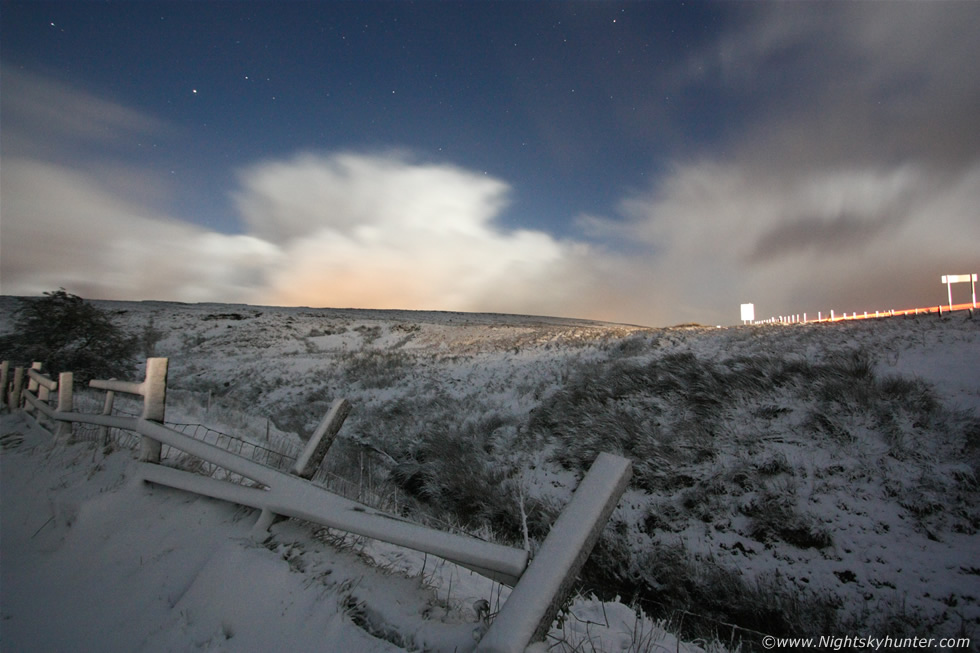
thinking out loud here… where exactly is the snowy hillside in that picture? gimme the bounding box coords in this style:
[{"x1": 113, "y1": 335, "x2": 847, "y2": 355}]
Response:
[{"x1": 2, "y1": 297, "x2": 979, "y2": 650}]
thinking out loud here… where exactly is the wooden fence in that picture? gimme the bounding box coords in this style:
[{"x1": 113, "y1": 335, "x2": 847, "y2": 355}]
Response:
[{"x1": 2, "y1": 357, "x2": 631, "y2": 653}]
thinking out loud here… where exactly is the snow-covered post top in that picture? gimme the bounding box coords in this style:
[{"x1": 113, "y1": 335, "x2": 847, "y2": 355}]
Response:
[
  {"x1": 27, "y1": 362, "x2": 42, "y2": 391},
  {"x1": 25, "y1": 362, "x2": 43, "y2": 414}
]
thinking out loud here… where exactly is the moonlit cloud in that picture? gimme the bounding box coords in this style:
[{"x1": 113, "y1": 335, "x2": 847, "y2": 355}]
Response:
[
  {"x1": 0, "y1": 69, "x2": 609, "y2": 320},
  {"x1": 599, "y1": 162, "x2": 980, "y2": 324},
  {"x1": 233, "y1": 152, "x2": 605, "y2": 316},
  {"x1": 3, "y1": 1, "x2": 978, "y2": 327},
  {"x1": 1, "y1": 67, "x2": 167, "y2": 162},
  {"x1": 0, "y1": 157, "x2": 280, "y2": 302},
  {"x1": 590, "y1": 2, "x2": 980, "y2": 325}
]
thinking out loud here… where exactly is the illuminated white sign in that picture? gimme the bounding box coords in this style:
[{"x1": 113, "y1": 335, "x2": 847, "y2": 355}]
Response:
[
  {"x1": 740, "y1": 303, "x2": 755, "y2": 323},
  {"x1": 941, "y1": 274, "x2": 976, "y2": 284},
  {"x1": 941, "y1": 273, "x2": 977, "y2": 310}
]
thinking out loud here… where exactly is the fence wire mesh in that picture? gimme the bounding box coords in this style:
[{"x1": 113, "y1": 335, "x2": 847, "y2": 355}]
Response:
[
  {"x1": 26, "y1": 388, "x2": 500, "y2": 545},
  {"x1": 66, "y1": 392, "x2": 299, "y2": 488}
]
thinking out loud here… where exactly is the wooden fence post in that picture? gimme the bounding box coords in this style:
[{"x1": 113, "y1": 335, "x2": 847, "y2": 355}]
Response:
[
  {"x1": 139, "y1": 358, "x2": 168, "y2": 463},
  {"x1": 25, "y1": 362, "x2": 42, "y2": 415},
  {"x1": 476, "y1": 452, "x2": 633, "y2": 653},
  {"x1": 56, "y1": 372, "x2": 73, "y2": 439},
  {"x1": 293, "y1": 398, "x2": 351, "y2": 479},
  {"x1": 254, "y1": 398, "x2": 352, "y2": 535},
  {"x1": 100, "y1": 386, "x2": 117, "y2": 446},
  {"x1": 1, "y1": 361, "x2": 8, "y2": 409},
  {"x1": 89, "y1": 358, "x2": 168, "y2": 460},
  {"x1": 9, "y1": 367, "x2": 24, "y2": 411}
]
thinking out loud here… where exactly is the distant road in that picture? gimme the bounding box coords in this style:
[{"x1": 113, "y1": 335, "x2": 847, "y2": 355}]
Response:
[
  {"x1": 811, "y1": 302, "x2": 976, "y2": 323},
  {"x1": 753, "y1": 302, "x2": 976, "y2": 325}
]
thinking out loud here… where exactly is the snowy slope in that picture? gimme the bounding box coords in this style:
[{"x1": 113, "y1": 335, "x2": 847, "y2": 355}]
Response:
[
  {"x1": 2, "y1": 297, "x2": 979, "y2": 650},
  {"x1": 0, "y1": 412, "x2": 704, "y2": 653}
]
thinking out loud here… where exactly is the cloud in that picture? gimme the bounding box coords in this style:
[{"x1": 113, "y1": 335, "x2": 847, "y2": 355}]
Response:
[
  {"x1": 587, "y1": 2, "x2": 980, "y2": 325},
  {"x1": 233, "y1": 152, "x2": 606, "y2": 316},
  {"x1": 0, "y1": 158, "x2": 279, "y2": 302},
  {"x1": 689, "y1": 2, "x2": 980, "y2": 169},
  {"x1": 1, "y1": 147, "x2": 613, "y2": 319},
  {"x1": 0, "y1": 70, "x2": 612, "y2": 320},
  {"x1": 0, "y1": 66, "x2": 167, "y2": 162},
  {"x1": 596, "y1": 159, "x2": 980, "y2": 325}
]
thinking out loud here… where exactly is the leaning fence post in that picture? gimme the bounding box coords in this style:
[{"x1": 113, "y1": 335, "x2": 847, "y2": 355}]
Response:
[
  {"x1": 476, "y1": 452, "x2": 633, "y2": 653},
  {"x1": 253, "y1": 398, "x2": 352, "y2": 536},
  {"x1": 25, "y1": 362, "x2": 42, "y2": 415},
  {"x1": 56, "y1": 372, "x2": 73, "y2": 439},
  {"x1": 293, "y1": 398, "x2": 351, "y2": 479},
  {"x1": 139, "y1": 358, "x2": 169, "y2": 463}
]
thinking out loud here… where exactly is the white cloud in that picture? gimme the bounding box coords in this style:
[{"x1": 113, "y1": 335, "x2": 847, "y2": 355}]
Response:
[
  {"x1": 0, "y1": 141, "x2": 613, "y2": 320},
  {"x1": 0, "y1": 70, "x2": 612, "y2": 320},
  {"x1": 234, "y1": 152, "x2": 604, "y2": 316},
  {"x1": 0, "y1": 158, "x2": 280, "y2": 302}
]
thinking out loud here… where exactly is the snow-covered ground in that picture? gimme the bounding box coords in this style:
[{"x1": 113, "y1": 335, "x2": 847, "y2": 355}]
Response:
[
  {"x1": 2, "y1": 297, "x2": 978, "y2": 651},
  {"x1": 1, "y1": 414, "x2": 701, "y2": 652}
]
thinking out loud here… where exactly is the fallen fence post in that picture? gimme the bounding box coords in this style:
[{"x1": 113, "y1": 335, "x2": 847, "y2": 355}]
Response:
[
  {"x1": 476, "y1": 452, "x2": 633, "y2": 653},
  {"x1": 131, "y1": 412, "x2": 531, "y2": 584}
]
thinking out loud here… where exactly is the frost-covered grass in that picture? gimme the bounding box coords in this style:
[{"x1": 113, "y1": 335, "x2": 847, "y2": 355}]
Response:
[{"x1": 2, "y1": 297, "x2": 979, "y2": 650}]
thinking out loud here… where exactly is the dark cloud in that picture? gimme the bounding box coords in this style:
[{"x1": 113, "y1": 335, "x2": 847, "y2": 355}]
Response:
[
  {"x1": 698, "y1": 2, "x2": 980, "y2": 170},
  {"x1": 748, "y1": 211, "x2": 897, "y2": 263}
]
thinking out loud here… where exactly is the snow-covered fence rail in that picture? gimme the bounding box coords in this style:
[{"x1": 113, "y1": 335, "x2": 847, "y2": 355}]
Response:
[
  {"x1": 89, "y1": 357, "x2": 169, "y2": 462},
  {"x1": 4, "y1": 355, "x2": 633, "y2": 652},
  {"x1": 17, "y1": 363, "x2": 73, "y2": 439}
]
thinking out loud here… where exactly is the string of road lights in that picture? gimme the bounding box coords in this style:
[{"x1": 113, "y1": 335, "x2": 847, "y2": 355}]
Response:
[{"x1": 741, "y1": 273, "x2": 977, "y2": 326}]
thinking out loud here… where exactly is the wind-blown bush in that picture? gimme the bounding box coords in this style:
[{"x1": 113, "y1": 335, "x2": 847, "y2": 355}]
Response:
[{"x1": 0, "y1": 289, "x2": 138, "y2": 383}]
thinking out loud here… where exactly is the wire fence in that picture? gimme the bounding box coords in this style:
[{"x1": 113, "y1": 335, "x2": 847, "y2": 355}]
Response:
[
  {"x1": 20, "y1": 388, "x2": 789, "y2": 651},
  {"x1": 66, "y1": 393, "x2": 298, "y2": 488},
  {"x1": 60, "y1": 391, "x2": 507, "y2": 546}
]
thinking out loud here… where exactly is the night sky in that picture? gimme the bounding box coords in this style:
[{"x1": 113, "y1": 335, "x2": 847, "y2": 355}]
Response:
[{"x1": 2, "y1": 1, "x2": 978, "y2": 326}]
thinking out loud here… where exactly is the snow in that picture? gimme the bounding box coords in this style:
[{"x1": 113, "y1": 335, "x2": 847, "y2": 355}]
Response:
[
  {"x1": 2, "y1": 297, "x2": 979, "y2": 650},
  {"x1": 0, "y1": 415, "x2": 470, "y2": 651},
  {"x1": 0, "y1": 412, "x2": 696, "y2": 652}
]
